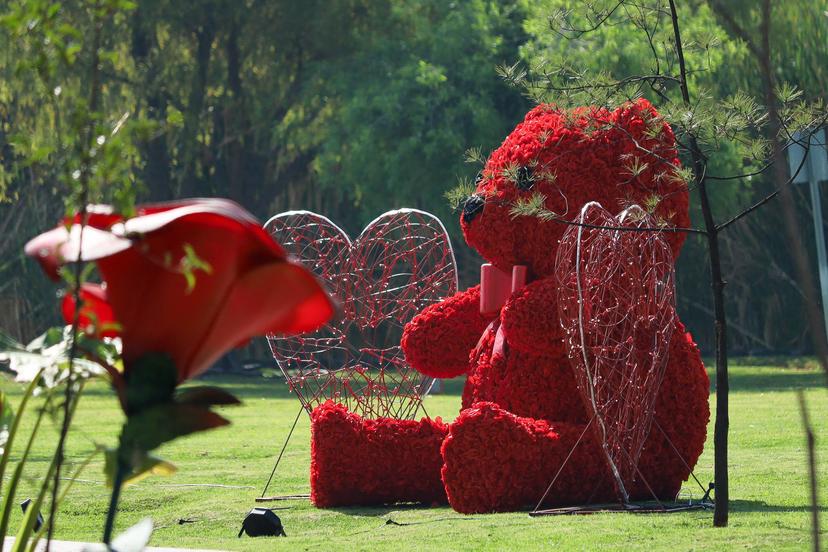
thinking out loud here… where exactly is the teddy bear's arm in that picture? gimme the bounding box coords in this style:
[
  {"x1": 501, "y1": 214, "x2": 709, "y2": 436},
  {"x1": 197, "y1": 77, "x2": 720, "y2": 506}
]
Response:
[
  {"x1": 401, "y1": 285, "x2": 496, "y2": 379},
  {"x1": 500, "y1": 276, "x2": 566, "y2": 355}
]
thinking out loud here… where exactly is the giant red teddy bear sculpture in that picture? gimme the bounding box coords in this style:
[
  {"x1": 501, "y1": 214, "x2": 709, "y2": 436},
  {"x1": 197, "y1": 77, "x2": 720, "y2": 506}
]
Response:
[{"x1": 310, "y1": 99, "x2": 710, "y2": 513}]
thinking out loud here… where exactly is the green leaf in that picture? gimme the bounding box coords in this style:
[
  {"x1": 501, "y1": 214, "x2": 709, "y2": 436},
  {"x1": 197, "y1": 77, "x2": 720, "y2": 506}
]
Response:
[
  {"x1": 166, "y1": 106, "x2": 184, "y2": 128},
  {"x1": 175, "y1": 386, "x2": 241, "y2": 407},
  {"x1": 463, "y1": 146, "x2": 485, "y2": 166},
  {"x1": 120, "y1": 403, "x2": 230, "y2": 454},
  {"x1": 444, "y1": 176, "x2": 477, "y2": 211},
  {"x1": 0, "y1": 325, "x2": 109, "y2": 385},
  {"x1": 104, "y1": 448, "x2": 176, "y2": 488}
]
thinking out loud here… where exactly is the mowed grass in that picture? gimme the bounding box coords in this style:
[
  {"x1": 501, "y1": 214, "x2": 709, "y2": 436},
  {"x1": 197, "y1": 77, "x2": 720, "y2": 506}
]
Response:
[{"x1": 2, "y1": 362, "x2": 826, "y2": 551}]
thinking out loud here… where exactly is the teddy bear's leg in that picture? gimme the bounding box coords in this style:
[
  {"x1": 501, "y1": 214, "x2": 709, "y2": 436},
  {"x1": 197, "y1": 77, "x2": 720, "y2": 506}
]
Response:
[
  {"x1": 441, "y1": 402, "x2": 610, "y2": 514},
  {"x1": 310, "y1": 402, "x2": 449, "y2": 507}
]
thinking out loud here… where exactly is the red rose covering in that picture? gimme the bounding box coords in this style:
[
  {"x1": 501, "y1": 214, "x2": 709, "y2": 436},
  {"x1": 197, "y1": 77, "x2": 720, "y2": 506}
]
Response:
[
  {"x1": 310, "y1": 401, "x2": 448, "y2": 507},
  {"x1": 309, "y1": 100, "x2": 709, "y2": 513}
]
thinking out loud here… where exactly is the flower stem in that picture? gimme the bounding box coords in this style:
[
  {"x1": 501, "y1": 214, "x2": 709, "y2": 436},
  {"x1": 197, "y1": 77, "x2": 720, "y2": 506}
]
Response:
[{"x1": 102, "y1": 457, "x2": 127, "y2": 545}]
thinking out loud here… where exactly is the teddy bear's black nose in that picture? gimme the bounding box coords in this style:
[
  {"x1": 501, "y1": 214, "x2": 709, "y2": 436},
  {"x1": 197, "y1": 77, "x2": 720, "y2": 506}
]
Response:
[{"x1": 462, "y1": 194, "x2": 485, "y2": 223}]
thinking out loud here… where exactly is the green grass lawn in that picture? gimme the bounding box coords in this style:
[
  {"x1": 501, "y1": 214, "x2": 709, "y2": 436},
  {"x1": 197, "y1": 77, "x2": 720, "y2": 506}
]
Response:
[{"x1": 3, "y1": 362, "x2": 826, "y2": 551}]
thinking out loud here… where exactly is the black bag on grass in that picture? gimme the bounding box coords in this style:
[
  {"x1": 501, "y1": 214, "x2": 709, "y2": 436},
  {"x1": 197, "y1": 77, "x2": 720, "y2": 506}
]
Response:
[{"x1": 238, "y1": 508, "x2": 287, "y2": 537}]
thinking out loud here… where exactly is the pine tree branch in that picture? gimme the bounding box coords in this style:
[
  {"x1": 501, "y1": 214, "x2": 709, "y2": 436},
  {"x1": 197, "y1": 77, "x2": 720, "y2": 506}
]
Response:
[
  {"x1": 550, "y1": 1, "x2": 628, "y2": 39},
  {"x1": 509, "y1": 198, "x2": 706, "y2": 235},
  {"x1": 539, "y1": 74, "x2": 679, "y2": 93},
  {"x1": 715, "y1": 136, "x2": 812, "y2": 231}
]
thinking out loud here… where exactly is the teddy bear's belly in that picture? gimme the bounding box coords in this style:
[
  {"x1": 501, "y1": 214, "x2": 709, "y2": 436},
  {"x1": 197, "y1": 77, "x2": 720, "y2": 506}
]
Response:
[
  {"x1": 461, "y1": 330, "x2": 590, "y2": 423},
  {"x1": 460, "y1": 321, "x2": 710, "y2": 454}
]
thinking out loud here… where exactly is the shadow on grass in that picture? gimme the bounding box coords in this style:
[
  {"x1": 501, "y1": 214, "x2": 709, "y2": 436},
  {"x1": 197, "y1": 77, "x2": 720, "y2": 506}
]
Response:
[
  {"x1": 731, "y1": 499, "x2": 827, "y2": 514},
  {"x1": 725, "y1": 369, "x2": 825, "y2": 393},
  {"x1": 329, "y1": 504, "x2": 482, "y2": 537},
  {"x1": 330, "y1": 503, "x2": 440, "y2": 518},
  {"x1": 332, "y1": 499, "x2": 827, "y2": 520}
]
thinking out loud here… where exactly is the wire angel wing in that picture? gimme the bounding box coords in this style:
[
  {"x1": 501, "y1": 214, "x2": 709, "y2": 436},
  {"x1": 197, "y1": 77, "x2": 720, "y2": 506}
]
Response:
[{"x1": 348, "y1": 208, "x2": 458, "y2": 336}]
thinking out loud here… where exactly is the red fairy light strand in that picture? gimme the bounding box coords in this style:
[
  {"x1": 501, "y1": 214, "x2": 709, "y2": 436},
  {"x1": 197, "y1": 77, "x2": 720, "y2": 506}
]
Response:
[
  {"x1": 265, "y1": 209, "x2": 458, "y2": 419},
  {"x1": 555, "y1": 201, "x2": 677, "y2": 503}
]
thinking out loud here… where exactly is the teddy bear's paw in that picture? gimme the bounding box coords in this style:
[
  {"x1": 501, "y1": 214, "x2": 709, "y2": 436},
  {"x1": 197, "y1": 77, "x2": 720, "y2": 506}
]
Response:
[
  {"x1": 402, "y1": 284, "x2": 495, "y2": 379},
  {"x1": 500, "y1": 278, "x2": 567, "y2": 356}
]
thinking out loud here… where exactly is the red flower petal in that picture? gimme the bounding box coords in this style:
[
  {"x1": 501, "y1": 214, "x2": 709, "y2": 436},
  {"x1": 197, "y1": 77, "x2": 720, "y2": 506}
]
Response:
[
  {"x1": 61, "y1": 283, "x2": 120, "y2": 338},
  {"x1": 184, "y1": 262, "x2": 333, "y2": 379},
  {"x1": 94, "y1": 202, "x2": 330, "y2": 381},
  {"x1": 65, "y1": 204, "x2": 124, "y2": 229},
  {"x1": 24, "y1": 225, "x2": 132, "y2": 281},
  {"x1": 27, "y1": 198, "x2": 333, "y2": 382}
]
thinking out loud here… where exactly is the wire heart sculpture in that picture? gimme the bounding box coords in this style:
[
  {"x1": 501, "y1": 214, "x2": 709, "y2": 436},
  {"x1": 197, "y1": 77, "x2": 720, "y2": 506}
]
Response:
[
  {"x1": 265, "y1": 209, "x2": 458, "y2": 420},
  {"x1": 555, "y1": 201, "x2": 677, "y2": 502}
]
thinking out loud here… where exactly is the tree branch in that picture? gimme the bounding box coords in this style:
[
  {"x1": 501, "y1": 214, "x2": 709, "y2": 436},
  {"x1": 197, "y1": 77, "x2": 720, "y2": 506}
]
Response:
[
  {"x1": 709, "y1": 0, "x2": 762, "y2": 60},
  {"x1": 715, "y1": 131, "x2": 814, "y2": 231}
]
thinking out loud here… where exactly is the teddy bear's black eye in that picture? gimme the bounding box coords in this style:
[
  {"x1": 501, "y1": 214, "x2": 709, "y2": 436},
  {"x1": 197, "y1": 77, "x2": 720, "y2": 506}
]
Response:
[
  {"x1": 462, "y1": 194, "x2": 485, "y2": 223},
  {"x1": 516, "y1": 165, "x2": 534, "y2": 190},
  {"x1": 474, "y1": 171, "x2": 484, "y2": 185}
]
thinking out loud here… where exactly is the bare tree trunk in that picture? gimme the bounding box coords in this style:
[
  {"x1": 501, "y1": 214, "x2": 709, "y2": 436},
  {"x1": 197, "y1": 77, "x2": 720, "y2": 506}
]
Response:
[
  {"x1": 180, "y1": 20, "x2": 214, "y2": 197},
  {"x1": 756, "y1": 0, "x2": 828, "y2": 371},
  {"x1": 222, "y1": 23, "x2": 250, "y2": 206},
  {"x1": 668, "y1": 0, "x2": 730, "y2": 526},
  {"x1": 131, "y1": 8, "x2": 171, "y2": 200}
]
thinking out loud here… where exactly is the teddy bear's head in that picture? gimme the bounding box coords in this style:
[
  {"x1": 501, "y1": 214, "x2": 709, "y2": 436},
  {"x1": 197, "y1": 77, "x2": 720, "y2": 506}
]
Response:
[{"x1": 460, "y1": 98, "x2": 690, "y2": 278}]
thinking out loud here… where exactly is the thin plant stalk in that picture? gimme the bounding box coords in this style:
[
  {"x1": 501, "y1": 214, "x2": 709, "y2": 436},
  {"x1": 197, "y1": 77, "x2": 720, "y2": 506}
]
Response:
[
  {"x1": 666, "y1": 0, "x2": 730, "y2": 527},
  {"x1": 0, "y1": 374, "x2": 41, "y2": 498},
  {"x1": 10, "y1": 378, "x2": 83, "y2": 552},
  {"x1": 0, "y1": 381, "x2": 48, "y2": 551},
  {"x1": 27, "y1": 443, "x2": 98, "y2": 552},
  {"x1": 797, "y1": 390, "x2": 821, "y2": 552},
  {"x1": 46, "y1": 2, "x2": 107, "y2": 547},
  {"x1": 102, "y1": 455, "x2": 128, "y2": 544}
]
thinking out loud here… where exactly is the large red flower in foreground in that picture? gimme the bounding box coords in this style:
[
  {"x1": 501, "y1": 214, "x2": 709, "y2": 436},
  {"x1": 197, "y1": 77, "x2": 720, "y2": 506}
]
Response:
[{"x1": 25, "y1": 198, "x2": 334, "y2": 382}]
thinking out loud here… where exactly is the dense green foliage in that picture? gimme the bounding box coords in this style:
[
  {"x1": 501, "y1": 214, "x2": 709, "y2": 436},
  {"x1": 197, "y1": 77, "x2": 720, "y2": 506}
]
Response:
[
  {"x1": 1, "y1": 0, "x2": 827, "y2": 354},
  {"x1": 2, "y1": 364, "x2": 825, "y2": 550},
  {"x1": 517, "y1": 0, "x2": 828, "y2": 354}
]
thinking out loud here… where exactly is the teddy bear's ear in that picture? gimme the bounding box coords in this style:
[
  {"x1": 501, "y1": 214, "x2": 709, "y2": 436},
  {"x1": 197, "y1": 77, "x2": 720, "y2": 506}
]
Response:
[
  {"x1": 615, "y1": 97, "x2": 656, "y2": 119},
  {"x1": 613, "y1": 98, "x2": 675, "y2": 145},
  {"x1": 523, "y1": 103, "x2": 563, "y2": 122}
]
